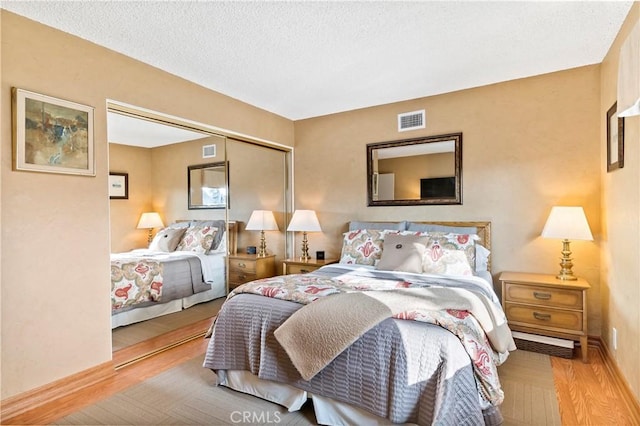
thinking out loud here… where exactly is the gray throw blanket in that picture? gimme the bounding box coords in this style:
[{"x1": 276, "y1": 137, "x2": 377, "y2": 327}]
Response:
[{"x1": 275, "y1": 286, "x2": 516, "y2": 381}]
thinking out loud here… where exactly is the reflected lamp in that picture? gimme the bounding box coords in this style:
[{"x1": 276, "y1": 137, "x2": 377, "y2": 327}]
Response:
[
  {"x1": 541, "y1": 206, "x2": 593, "y2": 280},
  {"x1": 287, "y1": 210, "x2": 322, "y2": 262},
  {"x1": 137, "y1": 212, "x2": 164, "y2": 244},
  {"x1": 245, "y1": 210, "x2": 279, "y2": 257}
]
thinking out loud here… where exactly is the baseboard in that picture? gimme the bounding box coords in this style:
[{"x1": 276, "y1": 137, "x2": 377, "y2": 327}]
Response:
[
  {"x1": 0, "y1": 361, "x2": 115, "y2": 424},
  {"x1": 590, "y1": 336, "x2": 640, "y2": 423}
]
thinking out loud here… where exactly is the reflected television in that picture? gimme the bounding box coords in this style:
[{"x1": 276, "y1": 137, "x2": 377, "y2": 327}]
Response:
[{"x1": 420, "y1": 177, "x2": 456, "y2": 198}]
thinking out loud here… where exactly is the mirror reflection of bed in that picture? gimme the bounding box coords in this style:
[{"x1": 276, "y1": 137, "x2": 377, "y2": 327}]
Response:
[{"x1": 107, "y1": 106, "x2": 290, "y2": 362}]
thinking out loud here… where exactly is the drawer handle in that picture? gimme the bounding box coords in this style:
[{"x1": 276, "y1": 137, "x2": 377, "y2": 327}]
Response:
[
  {"x1": 533, "y1": 312, "x2": 551, "y2": 321},
  {"x1": 238, "y1": 274, "x2": 246, "y2": 280},
  {"x1": 237, "y1": 262, "x2": 246, "y2": 268},
  {"x1": 299, "y1": 269, "x2": 310, "y2": 273},
  {"x1": 533, "y1": 291, "x2": 552, "y2": 300}
]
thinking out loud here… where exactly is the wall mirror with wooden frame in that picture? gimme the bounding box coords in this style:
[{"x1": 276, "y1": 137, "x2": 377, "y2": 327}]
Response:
[
  {"x1": 367, "y1": 133, "x2": 462, "y2": 206},
  {"x1": 188, "y1": 162, "x2": 228, "y2": 209}
]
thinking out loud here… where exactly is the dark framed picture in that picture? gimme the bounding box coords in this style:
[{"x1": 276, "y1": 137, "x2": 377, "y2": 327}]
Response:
[
  {"x1": 109, "y1": 172, "x2": 128, "y2": 199},
  {"x1": 606, "y1": 102, "x2": 624, "y2": 172},
  {"x1": 12, "y1": 88, "x2": 95, "y2": 176}
]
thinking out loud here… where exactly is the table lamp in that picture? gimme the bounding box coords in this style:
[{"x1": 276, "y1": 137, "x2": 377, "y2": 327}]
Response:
[
  {"x1": 287, "y1": 210, "x2": 321, "y2": 262},
  {"x1": 137, "y1": 212, "x2": 164, "y2": 244},
  {"x1": 541, "y1": 206, "x2": 593, "y2": 280},
  {"x1": 245, "y1": 210, "x2": 279, "y2": 257}
]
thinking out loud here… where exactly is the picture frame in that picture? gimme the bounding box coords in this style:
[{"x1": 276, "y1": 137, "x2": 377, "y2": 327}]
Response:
[
  {"x1": 109, "y1": 173, "x2": 129, "y2": 199},
  {"x1": 606, "y1": 102, "x2": 624, "y2": 172},
  {"x1": 12, "y1": 88, "x2": 95, "y2": 176}
]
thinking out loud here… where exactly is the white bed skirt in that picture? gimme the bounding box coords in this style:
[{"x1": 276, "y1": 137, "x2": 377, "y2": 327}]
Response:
[
  {"x1": 215, "y1": 370, "x2": 410, "y2": 426},
  {"x1": 111, "y1": 286, "x2": 226, "y2": 329}
]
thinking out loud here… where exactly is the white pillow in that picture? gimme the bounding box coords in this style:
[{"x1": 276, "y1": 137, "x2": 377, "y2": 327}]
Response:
[{"x1": 149, "y1": 227, "x2": 187, "y2": 252}]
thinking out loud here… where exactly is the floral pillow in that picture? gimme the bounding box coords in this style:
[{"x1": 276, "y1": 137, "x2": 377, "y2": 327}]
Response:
[
  {"x1": 421, "y1": 232, "x2": 479, "y2": 275},
  {"x1": 339, "y1": 229, "x2": 390, "y2": 266},
  {"x1": 175, "y1": 225, "x2": 218, "y2": 254}
]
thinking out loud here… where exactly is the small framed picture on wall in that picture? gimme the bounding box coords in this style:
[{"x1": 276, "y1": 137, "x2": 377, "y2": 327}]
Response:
[
  {"x1": 606, "y1": 102, "x2": 624, "y2": 172},
  {"x1": 109, "y1": 172, "x2": 128, "y2": 199}
]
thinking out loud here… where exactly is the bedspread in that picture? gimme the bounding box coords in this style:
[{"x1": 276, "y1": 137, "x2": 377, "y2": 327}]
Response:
[
  {"x1": 228, "y1": 267, "x2": 514, "y2": 405},
  {"x1": 205, "y1": 264, "x2": 513, "y2": 424},
  {"x1": 111, "y1": 258, "x2": 163, "y2": 311}
]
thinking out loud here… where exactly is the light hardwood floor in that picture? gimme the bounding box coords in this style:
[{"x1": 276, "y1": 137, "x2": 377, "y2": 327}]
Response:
[{"x1": 4, "y1": 323, "x2": 639, "y2": 425}]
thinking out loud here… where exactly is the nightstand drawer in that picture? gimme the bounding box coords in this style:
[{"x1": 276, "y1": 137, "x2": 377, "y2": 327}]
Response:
[
  {"x1": 229, "y1": 258, "x2": 257, "y2": 274},
  {"x1": 286, "y1": 264, "x2": 319, "y2": 274},
  {"x1": 505, "y1": 303, "x2": 583, "y2": 331},
  {"x1": 229, "y1": 270, "x2": 256, "y2": 284},
  {"x1": 504, "y1": 283, "x2": 583, "y2": 309}
]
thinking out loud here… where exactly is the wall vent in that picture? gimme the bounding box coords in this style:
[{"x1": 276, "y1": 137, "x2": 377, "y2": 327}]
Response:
[
  {"x1": 397, "y1": 110, "x2": 426, "y2": 132},
  {"x1": 202, "y1": 144, "x2": 217, "y2": 158}
]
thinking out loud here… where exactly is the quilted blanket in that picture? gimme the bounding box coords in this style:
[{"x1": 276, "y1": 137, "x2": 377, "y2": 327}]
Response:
[{"x1": 228, "y1": 266, "x2": 515, "y2": 406}]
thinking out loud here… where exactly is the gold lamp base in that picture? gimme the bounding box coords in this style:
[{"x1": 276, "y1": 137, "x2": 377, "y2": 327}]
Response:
[
  {"x1": 299, "y1": 231, "x2": 311, "y2": 262},
  {"x1": 556, "y1": 239, "x2": 578, "y2": 280},
  {"x1": 258, "y1": 230, "x2": 267, "y2": 257}
]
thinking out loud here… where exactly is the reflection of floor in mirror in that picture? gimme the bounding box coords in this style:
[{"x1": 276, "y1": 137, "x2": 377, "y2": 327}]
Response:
[{"x1": 111, "y1": 297, "x2": 225, "y2": 351}]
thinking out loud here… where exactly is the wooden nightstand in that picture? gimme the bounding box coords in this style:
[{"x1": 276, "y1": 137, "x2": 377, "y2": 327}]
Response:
[
  {"x1": 499, "y1": 271, "x2": 590, "y2": 362},
  {"x1": 283, "y1": 258, "x2": 338, "y2": 275},
  {"x1": 228, "y1": 253, "x2": 276, "y2": 289}
]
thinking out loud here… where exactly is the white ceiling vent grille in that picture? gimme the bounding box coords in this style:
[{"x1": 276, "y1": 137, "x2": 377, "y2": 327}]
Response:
[
  {"x1": 202, "y1": 144, "x2": 217, "y2": 158},
  {"x1": 398, "y1": 110, "x2": 426, "y2": 132}
]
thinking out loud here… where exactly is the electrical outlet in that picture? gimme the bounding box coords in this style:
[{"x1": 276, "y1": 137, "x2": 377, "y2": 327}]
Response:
[{"x1": 612, "y1": 327, "x2": 618, "y2": 350}]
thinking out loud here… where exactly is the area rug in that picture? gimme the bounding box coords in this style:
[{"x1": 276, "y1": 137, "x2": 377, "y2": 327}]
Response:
[{"x1": 55, "y1": 349, "x2": 560, "y2": 425}]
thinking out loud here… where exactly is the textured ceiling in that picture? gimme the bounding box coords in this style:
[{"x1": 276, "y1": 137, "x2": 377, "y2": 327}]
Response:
[{"x1": 2, "y1": 1, "x2": 634, "y2": 122}]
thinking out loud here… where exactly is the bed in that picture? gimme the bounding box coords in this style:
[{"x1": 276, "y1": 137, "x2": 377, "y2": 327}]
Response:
[
  {"x1": 204, "y1": 220, "x2": 515, "y2": 425},
  {"x1": 111, "y1": 220, "x2": 237, "y2": 329}
]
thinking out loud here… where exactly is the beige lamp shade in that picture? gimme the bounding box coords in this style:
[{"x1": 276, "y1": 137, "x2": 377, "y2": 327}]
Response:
[
  {"x1": 287, "y1": 210, "x2": 321, "y2": 262},
  {"x1": 137, "y1": 212, "x2": 164, "y2": 244},
  {"x1": 541, "y1": 206, "x2": 593, "y2": 241},
  {"x1": 246, "y1": 210, "x2": 278, "y2": 257},
  {"x1": 287, "y1": 210, "x2": 321, "y2": 232},
  {"x1": 541, "y1": 206, "x2": 592, "y2": 280},
  {"x1": 137, "y1": 212, "x2": 164, "y2": 230},
  {"x1": 618, "y1": 19, "x2": 640, "y2": 117},
  {"x1": 245, "y1": 210, "x2": 279, "y2": 231}
]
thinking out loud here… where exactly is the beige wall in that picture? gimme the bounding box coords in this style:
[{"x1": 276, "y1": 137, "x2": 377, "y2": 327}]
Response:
[
  {"x1": 599, "y1": 3, "x2": 640, "y2": 401},
  {"x1": 294, "y1": 65, "x2": 602, "y2": 334},
  {"x1": 109, "y1": 144, "x2": 153, "y2": 252},
  {"x1": 1, "y1": 11, "x2": 293, "y2": 399}
]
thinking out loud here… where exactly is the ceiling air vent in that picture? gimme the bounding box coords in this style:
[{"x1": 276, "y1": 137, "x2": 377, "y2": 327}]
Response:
[
  {"x1": 202, "y1": 144, "x2": 216, "y2": 158},
  {"x1": 397, "y1": 110, "x2": 426, "y2": 132}
]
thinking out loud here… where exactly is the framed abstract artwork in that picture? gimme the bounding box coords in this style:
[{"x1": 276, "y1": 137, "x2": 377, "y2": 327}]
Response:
[
  {"x1": 12, "y1": 88, "x2": 95, "y2": 176},
  {"x1": 606, "y1": 102, "x2": 624, "y2": 172}
]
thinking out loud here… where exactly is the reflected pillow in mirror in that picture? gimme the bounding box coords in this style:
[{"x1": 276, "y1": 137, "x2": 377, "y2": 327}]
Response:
[
  {"x1": 339, "y1": 229, "x2": 389, "y2": 266},
  {"x1": 149, "y1": 227, "x2": 188, "y2": 252},
  {"x1": 176, "y1": 226, "x2": 218, "y2": 254},
  {"x1": 376, "y1": 233, "x2": 428, "y2": 274}
]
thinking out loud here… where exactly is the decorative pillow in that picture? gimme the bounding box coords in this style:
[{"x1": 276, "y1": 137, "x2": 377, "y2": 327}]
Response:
[
  {"x1": 189, "y1": 220, "x2": 226, "y2": 250},
  {"x1": 475, "y1": 244, "x2": 491, "y2": 272},
  {"x1": 376, "y1": 233, "x2": 428, "y2": 274},
  {"x1": 422, "y1": 245, "x2": 474, "y2": 276},
  {"x1": 176, "y1": 225, "x2": 218, "y2": 254},
  {"x1": 339, "y1": 229, "x2": 389, "y2": 266},
  {"x1": 148, "y1": 227, "x2": 187, "y2": 252},
  {"x1": 348, "y1": 221, "x2": 407, "y2": 231},
  {"x1": 423, "y1": 232, "x2": 480, "y2": 272}
]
